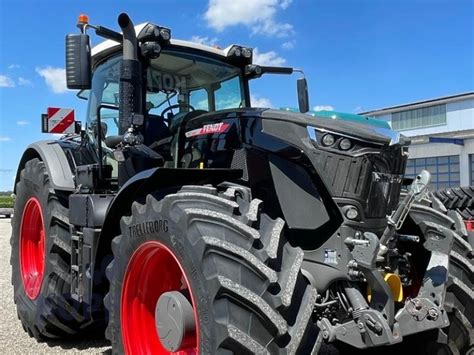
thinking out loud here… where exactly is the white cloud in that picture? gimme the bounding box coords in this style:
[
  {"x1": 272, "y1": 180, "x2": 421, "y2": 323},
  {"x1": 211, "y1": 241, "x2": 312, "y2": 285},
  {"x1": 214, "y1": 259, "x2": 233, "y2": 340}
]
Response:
[
  {"x1": 253, "y1": 48, "x2": 286, "y2": 66},
  {"x1": 8, "y1": 64, "x2": 20, "y2": 69},
  {"x1": 0, "y1": 136, "x2": 12, "y2": 142},
  {"x1": 18, "y1": 77, "x2": 33, "y2": 86},
  {"x1": 36, "y1": 66, "x2": 68, "y2": 94},
  {"x1": 189, "y1": 35, "x2": 219, "y2": 47},
  {"x1": 282, "y1": 40, "x2": 295, "y2": 50},
  {"x1": 252, "y1": 19, "x2": 293, "y2": 38},
  {"x1": 204, "y1": 0, "x2": 294, "y2": 37},
  {"x1": 313, "y1": 105, "x2": 334, "y2": 111},
  {"x1": 280, "y1": 0, "x2": 293, "y2": 9},
  {"x1": 251, "y1": 94, "x2": 273, "y2": 108},
  {"x1": 16, "y1": 120, "x2": 29, "y2": 126},
  {"x1": 353, "y1": 106, "x2": 364, "y2": 113},
  {"x1": 0, "y1": 75, "x2": 15, "y2": 87}
]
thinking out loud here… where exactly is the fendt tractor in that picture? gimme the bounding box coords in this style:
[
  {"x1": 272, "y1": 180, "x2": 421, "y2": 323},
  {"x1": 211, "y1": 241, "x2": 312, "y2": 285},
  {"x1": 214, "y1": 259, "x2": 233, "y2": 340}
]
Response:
[{"x1": 11, "y1": 13, "x2": 473, "y2": 354}]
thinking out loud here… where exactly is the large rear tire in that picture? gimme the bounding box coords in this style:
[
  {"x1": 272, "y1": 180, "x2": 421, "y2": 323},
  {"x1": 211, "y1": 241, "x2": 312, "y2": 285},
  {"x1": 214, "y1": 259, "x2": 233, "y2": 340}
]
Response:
[
  {"x1": 104, "y1": 185, "x2": 319, "y2": 354},
  {"x1": 434, "y1": 186, "x2": 474, "y2": 221},
  {"x1": 11, "y1": 158, "x2": 98, "y2": 340}
]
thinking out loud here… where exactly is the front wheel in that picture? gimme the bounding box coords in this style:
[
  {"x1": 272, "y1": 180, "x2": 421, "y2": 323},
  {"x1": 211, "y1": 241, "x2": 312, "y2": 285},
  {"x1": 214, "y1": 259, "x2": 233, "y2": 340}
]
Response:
[{"x1": 104, "y1": 185, "x2": 319, "y2": 354}]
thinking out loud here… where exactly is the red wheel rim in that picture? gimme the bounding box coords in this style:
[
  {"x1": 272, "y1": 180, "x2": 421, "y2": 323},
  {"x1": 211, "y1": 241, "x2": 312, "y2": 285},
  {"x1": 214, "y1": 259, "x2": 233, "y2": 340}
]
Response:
[
  {"x1": 19, "y1": 197, "x2": 45, "y2": 300},
  {"x1": 121, "y1": 241, "x2": 199, "y2": 354}
]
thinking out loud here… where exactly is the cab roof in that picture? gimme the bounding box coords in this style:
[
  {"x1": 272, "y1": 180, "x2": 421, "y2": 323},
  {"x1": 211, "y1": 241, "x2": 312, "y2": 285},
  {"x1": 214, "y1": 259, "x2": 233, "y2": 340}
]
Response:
[{"x1": 91, "y1": 23, "x2": 236, "y2": 65}]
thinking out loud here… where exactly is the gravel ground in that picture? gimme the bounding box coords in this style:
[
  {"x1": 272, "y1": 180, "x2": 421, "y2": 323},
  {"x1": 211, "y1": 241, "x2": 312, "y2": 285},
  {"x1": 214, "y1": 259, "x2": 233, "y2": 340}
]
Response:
[{"x1": 0, "y1": 217, "x2": 111, "y2": 354}]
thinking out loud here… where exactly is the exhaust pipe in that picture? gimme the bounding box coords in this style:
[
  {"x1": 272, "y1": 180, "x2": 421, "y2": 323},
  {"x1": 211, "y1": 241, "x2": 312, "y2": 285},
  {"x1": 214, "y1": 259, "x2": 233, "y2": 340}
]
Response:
[
  {"x1": 118, "y1": 13, "x2": 138, "y2": 61},
  {"x1": 117, "y1": 13, "x2": 142, "y2": 134}
]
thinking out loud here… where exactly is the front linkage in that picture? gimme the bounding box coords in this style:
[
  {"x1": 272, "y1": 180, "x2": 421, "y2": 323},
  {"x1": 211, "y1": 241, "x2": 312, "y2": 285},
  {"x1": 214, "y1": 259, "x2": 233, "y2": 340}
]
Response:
[{"x1": 316, "y1": 171, "x2": 454, "y2": 350}]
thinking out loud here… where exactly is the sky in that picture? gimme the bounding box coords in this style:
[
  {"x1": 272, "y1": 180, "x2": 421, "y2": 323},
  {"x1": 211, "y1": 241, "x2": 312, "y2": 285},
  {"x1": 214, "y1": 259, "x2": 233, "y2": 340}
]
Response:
[{"x1": 0, "y1": 0, "x2": 473, "y2": 191}]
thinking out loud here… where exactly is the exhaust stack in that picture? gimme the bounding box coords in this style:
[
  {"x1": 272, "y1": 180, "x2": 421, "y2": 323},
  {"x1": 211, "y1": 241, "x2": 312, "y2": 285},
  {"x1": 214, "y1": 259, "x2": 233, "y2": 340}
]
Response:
[{"x1": 117, "y1": 13, "x2": 142, "y2": 134}]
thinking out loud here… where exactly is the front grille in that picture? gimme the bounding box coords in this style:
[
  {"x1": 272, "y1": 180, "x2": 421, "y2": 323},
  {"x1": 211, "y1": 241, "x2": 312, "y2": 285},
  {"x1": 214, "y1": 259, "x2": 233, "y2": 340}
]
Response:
[{"x1": 311, "y1": 146, "x2": 407, "y2": 218}]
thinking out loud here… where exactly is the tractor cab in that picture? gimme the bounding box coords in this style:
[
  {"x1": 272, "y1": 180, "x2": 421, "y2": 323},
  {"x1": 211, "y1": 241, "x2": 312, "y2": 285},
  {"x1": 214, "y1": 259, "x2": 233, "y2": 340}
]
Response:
[{"x1": 67, "y1": 15, "x2": 308, "y2": 186}]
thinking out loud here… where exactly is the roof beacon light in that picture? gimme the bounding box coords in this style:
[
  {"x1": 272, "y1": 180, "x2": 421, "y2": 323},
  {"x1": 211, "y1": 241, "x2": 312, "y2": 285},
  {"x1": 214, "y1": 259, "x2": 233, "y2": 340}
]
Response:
[
  {"x1": 78, "y1": 14, "x2": 89, "y2": 26},
  {"x1": 77, "y1": 14, "x2": 89, "y2": 32}
]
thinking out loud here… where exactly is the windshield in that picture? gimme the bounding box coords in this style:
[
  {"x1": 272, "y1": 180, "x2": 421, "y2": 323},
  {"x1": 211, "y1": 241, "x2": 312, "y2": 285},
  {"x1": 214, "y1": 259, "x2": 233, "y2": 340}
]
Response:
[
  {"x1": 147, "y1": 50, "x2": 246, "y2": 112},
  {"x1": 87, "y1": 50, "x2": 246, "y2": 138}
]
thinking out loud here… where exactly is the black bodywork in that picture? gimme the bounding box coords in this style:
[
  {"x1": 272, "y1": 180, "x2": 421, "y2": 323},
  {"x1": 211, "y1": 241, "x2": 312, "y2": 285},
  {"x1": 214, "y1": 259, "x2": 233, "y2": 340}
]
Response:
[
  {"x1": 171, "y1": 108, "x2": 409, "y2": 291},
  {"x1": 27, "y1": 107, "x2": 409, "y2": 299}
]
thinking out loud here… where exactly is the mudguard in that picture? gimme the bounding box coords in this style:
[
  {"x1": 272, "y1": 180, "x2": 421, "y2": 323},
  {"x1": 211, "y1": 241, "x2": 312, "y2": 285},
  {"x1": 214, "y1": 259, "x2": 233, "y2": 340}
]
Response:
[{"x1": 14, "y1": 140, "x2": 75, "y2": 192}]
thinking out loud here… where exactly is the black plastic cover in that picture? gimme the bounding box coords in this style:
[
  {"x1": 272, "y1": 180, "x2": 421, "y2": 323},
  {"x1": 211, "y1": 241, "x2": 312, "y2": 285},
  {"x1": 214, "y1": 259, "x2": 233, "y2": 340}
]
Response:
[
  {"x1": 69, "y1": 194, "x2": 115, "y2": 228},
  {"x1": 65, "y1": 34, "x2": 91, "y2": 90},
  {"x1": 75, "y1": 164, "x2": 112, "y2": 191}
]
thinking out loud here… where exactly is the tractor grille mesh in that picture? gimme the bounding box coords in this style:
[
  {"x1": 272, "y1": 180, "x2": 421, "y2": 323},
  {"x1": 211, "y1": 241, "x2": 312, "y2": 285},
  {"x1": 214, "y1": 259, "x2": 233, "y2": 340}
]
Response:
[
  {"x1": 231, "y1": 149, "x2": 249, "y2": 181},
  {"x1": 312, "y1": 147, "x2": 406, "y2": 218}
]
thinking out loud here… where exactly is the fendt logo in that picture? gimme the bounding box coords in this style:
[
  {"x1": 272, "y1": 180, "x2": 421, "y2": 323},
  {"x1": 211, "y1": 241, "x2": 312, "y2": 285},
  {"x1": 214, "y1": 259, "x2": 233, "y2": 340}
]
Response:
[{"x1": 185, "y1": 122, "x2": 230, "y2": 138}]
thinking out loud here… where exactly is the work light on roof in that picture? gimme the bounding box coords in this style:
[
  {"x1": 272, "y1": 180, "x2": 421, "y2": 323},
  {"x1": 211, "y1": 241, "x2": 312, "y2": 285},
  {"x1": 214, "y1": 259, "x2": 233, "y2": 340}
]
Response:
[
  {"x1": 242, "y1": 47, "x2": 252, "y2": 58},
  {"x1": 159, "y1": 28, "x2": 171, "y2": 41},
  {"x1": 227, "y1": 45, "x2": 253, "y2": 64}
]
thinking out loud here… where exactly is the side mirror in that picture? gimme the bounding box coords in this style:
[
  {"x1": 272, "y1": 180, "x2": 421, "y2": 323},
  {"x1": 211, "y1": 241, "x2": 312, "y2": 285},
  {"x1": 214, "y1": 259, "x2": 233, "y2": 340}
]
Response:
[
  {"x1": 297, "y1": 77, "x2": 309, "y2": 113},
  {"x1": 65, "y1": 34, "x2": 92, "y2": 90}
]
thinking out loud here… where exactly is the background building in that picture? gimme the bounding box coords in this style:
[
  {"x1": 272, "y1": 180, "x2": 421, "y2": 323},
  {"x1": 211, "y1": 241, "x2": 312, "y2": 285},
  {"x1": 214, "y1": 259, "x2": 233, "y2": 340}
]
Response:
[{"x1": 363, "y1": 92, "x2": 474, "y2": 189}]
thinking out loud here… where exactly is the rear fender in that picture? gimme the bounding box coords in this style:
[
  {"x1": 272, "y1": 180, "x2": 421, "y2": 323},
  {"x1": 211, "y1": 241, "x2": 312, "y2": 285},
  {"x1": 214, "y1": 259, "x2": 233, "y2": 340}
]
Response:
[{"x1": 14, "y1": 141, "x2": 75, "y2": 192}]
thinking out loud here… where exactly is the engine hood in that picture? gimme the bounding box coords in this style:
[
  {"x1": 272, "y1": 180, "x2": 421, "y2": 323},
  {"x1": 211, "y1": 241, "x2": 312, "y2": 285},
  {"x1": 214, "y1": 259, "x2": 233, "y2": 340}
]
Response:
[
  {"x1": 187, "y1": 108, "x2": 409, "y2": 147},
  {"x1": 261, "y1": 109, "x2": 409, "y2": 146}
]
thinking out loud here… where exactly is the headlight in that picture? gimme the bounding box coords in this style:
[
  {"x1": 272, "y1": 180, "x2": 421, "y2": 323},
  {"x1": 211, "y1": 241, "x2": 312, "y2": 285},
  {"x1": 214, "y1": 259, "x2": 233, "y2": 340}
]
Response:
[
  {"x1": 159, "y1": 28, "x2": 171, "y2": 41},
  {"x1": 322, "y1": 134, "x2": 335, "y2": 146},
  {"x1": 242, "y1": 47, "x2": 252, "y2": 58},
  {"x1": 227, "y1": 45, "x2": 252, "y2": 64},
  {"x1": 345, "y1": 206, "x2": 359, "y2": 220},
  {"x1": 339, "y1": 138, "x2": 352, "y2": 150}
]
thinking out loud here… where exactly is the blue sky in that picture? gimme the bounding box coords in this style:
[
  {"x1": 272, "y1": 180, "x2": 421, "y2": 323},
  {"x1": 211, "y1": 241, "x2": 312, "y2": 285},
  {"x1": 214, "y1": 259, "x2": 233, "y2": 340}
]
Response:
[{"x1": 0, "y1": 0, "x2": 472, "y2": 191}]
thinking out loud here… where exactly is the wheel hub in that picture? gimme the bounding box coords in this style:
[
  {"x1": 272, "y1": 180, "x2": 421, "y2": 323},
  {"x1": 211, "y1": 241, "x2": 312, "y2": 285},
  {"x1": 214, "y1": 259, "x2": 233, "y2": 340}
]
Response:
[
  {"x1": 19, "y1": 197, "x2": 45, "y2": 300},
  {"x1": 155, "y1": 291, "x2": 196, "y2": 352},
  {"x1": 120, "y1": 241, "x2": 199, "y2": 354}
]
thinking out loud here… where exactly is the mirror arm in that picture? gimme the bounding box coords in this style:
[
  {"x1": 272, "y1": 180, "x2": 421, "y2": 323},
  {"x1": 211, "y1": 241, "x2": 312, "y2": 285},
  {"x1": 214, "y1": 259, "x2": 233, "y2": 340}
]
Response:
[
  {"x1": 259, "y1": 66, "x2": 293, "y2": 75},
  {"x1": 81, "y1": 23, "x2": 123, "y2": 43},
  {"x1": 293, "y1": 68, "x2": 306, "y2": 78}
]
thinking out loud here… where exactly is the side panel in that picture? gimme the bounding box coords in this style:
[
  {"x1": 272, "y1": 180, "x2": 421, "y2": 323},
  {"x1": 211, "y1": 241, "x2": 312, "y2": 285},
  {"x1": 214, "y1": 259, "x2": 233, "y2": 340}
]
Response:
[{"x1": 14, "y1": 140, "x2": 75, "y2": 192}]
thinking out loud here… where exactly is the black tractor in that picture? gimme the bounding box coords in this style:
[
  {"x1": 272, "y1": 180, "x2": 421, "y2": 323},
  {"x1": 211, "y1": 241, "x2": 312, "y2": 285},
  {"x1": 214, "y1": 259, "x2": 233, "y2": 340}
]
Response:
[{"x1": 11, "y1": 13, "x2": 473, "y2": 354}]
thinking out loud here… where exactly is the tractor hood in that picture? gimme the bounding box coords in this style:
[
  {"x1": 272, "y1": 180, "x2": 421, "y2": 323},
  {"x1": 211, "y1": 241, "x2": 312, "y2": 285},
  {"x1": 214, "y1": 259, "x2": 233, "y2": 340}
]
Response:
[
  {"x1": 281, "y1": 108, "x2": 391, "y2": 129},
  {"x1": 261, "y1": 109, "x2": 409, "y2": 146},
  {"x1": 189, "y1": 108, "x2": 408, "y2": 147}
]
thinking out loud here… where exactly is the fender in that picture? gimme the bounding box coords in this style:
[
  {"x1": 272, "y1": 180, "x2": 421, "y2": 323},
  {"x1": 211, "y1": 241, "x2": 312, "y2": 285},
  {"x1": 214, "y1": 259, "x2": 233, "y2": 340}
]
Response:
[
  {"x1": 91, "y1": 167, "x2": 242, "y2": 306},
  {"x1": 14, "y1": 140, "x2": 75, "y2": 192}
]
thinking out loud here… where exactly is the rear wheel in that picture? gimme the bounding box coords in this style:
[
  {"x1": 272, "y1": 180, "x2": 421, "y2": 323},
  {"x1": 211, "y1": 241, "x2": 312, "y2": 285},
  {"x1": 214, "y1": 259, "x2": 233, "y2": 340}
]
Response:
[
  {"x1": 105, "y1": 185, "x2": 319, "y2": 354},
  {"x1": 434, "y1": 186, "x2": 474, "y2": 221},
  {"x1": 11, "y1": 158, "x2": 98, "y2": 340}
]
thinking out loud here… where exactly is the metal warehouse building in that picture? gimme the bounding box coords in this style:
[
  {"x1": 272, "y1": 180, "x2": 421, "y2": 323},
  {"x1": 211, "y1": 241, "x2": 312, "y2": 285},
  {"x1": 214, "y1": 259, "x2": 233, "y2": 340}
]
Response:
[{"x1": 363, "y1": 92, "x2": 474, "y2": 189}]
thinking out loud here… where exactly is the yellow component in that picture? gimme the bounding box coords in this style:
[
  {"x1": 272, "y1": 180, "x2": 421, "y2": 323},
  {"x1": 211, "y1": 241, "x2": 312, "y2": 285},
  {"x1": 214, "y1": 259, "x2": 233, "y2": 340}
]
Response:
[
  {"x1": 199, "y1": 162, "x2": 204, "y2": 169},
  {"x1": 78, "y1": 14, "x2": 89, "y2": 25},
  {"x1": 367, "y1": 273, "x2": 404, "y2": 302}
]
